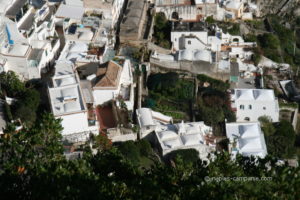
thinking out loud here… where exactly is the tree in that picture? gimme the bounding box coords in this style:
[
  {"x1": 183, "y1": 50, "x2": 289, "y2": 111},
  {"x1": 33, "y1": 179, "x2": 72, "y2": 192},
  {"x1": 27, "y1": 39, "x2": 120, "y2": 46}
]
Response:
[
  {"x1": 0, "y1": 71, "x2": 25, "y2": 97},
  {"x1": 0, "y1": 113, "x2": 63, "y2": 171},
  {"x1": 228, "y1": 23, "x2": 240, "y2": 35},
  {"x1": 117, "y1": 141, "x2": 141, "y2": 165},
  {"x1": 258, "y1": 33, "x2": 280, "y2": 49},
  {"x1": 154, "y1": 13, "x2": 168, "y2": 30},
  {"x1": 153, "y1": 13, "x2": 171, "y2": 49},
  {"x1": 147, "y1": 72, "x2": 179, "y2": 92},
  {"x1": 11, "y1": 88, "x2": 40, "y2": 126},
  {"x1": 252, "y1": 47, "x2": 262, "y2": 65},
  {"x1": 264, "y1": 120, "x2": 296, "y2": 158},
  {"x1": 167, "y1": 149, "x2": 199, "y2": 165},
  {"x1": 20, "y1": 89, "x2": 40, "y2": 110},
  {"x1": 13, "y1": 105, "x2": 37, "y2": 125},
  {"x1": 205, "y1": 16, "x2": 215, "y2": 24},
  {"x1": 198, "y1": 104, "x2": 225, "y2": 125},
  {"x1": 244, "y1": 34, "x2": 258, "y2": 42},
  {"x1": 94, "y1": 132, "x2": 112, "y2": 152},
  {"x1": 258, "y1": 116, "x2": 276, "y2": 137},
  {"x1": 0, "y1": 148, "x2": 299, "y2": 199},
  {"x1": 136, "y1": 139, "x2": 152, "y2": 157},
  {"x1": 0, "y1": 72, "x2": 40, "y2": 126},
  {"x1": 197, "y1": 88, "x2": 234, "y2": 125}
]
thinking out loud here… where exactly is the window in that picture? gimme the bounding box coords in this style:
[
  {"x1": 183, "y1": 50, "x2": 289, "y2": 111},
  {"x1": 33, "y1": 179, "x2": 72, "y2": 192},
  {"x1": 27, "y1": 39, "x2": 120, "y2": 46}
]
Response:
[
  {"x1": 248, "y1": 105, "x2": 252, "y2": 110},
  {"x1": 240, "y1": 105, "x2": 244, "y2": 110},
  {"x1": 263, "y1": 107, "x2": 266, "y2": 110},
  {"x1": 244, "y1": 117, "x2": 250, "y2": 121},
  {"x1": 175, "y1": 38, "x2": 177, "y2": 41},
  {"x1": 188, "y1": 40, "x2": 191, "y2": 45}
]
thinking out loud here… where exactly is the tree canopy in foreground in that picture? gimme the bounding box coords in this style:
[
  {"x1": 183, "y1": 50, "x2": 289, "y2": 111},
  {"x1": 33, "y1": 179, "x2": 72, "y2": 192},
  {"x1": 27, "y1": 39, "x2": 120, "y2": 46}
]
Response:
[{"x1": 0, "y1": 113, "x2": 299, "y2": 200}]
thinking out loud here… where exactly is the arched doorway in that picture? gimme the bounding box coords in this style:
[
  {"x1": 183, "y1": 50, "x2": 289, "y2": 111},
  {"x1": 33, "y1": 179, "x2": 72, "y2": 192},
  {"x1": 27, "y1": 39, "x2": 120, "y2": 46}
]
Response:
[{"x1": 171, "y1": 12, "x2": 179, "y2": 20}]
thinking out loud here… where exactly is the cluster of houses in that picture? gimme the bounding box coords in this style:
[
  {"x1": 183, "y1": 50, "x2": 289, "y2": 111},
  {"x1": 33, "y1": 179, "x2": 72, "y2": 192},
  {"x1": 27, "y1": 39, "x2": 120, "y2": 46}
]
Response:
[
  {"x1": 155, "y1": 0, "x2": 260, "y2": 21},
  {"x1": 136, "y1": 86, "x2": 278, "y2": 160},
  {"x1": 0, "y1": 0, "x2": 288, "y2": 161},
  {"x1": 151, "y1": 20, "x2": 258, "y2": 84},
  {"x1": 0, "y1": 0, "x2": 134, "y2": 142}
]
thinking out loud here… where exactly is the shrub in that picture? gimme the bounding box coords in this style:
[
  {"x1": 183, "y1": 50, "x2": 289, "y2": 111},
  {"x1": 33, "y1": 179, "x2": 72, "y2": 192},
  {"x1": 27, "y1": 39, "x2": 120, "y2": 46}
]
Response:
[
  {"x1": 167, "y1": 149, "x2": 199, "y2": 165},
  {"x1": 244, "y1": 34, "x2": 257, "y2": 43},
  {"x1": 153, "y1": 13, "x2": 172, "y2": 49},
  {"x1": 136, "y1": 139, "x2": 152, "y2": 157},
  {"x1": 118, "y1": 141, "x2": 141, "y2": 165},
  {"x1": 3, "y1": 102, "x2": 13, "y2": 122},
  {"x1": 197, "y1": 74, "x2": 230, "y2": 91},
  {"x1": 228, "y1": 23, "x2": 240, "y2": 35},
  {"x1": 265, "y1": 120, "x2": 297, "y2": 158},
  {"x1": 205, "y1": 16, "x2": 215, "y2": 24},
  {"x1": 258, "y1": 33, "x2": 280, "y2": 49}
]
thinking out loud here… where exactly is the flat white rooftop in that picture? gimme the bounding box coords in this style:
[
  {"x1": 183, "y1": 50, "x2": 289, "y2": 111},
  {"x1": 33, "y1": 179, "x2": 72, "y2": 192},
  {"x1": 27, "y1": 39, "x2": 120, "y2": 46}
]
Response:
[
  {"x1": 58, "y1": 42, "x2": 98, "y2": 63},
  {"x1": 83, "y1": 0, "x2": 112, "y2": 9},
  {"x1": 55, "y1": 4, "x2": 85, "y2": 20},
  {"x1": 49, "y1": 61, "x2": 86, "y2": 116},
  {"x1": 54, "y1": 61, "x2": 75, "y2": 77},
  {"x1": 49, "y1": 84, "x2": 85, "y2": 116}
]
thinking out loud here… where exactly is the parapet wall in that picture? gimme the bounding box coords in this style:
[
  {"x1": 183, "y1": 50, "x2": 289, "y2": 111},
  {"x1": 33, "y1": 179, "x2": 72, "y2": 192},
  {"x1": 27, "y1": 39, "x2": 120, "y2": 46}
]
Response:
[{"x1": 150, "y1": 57, "x2": 230, "y2": 81}]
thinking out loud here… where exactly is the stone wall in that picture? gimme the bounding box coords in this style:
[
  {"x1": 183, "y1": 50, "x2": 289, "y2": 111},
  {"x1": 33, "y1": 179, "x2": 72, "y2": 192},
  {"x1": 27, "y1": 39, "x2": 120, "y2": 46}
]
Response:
[
  {"x1": 256, "y1": 0, "x2": 300, "y2": 17},
  {"x1": 150, "y1": 57, "x2": 230, "y2": 81}
]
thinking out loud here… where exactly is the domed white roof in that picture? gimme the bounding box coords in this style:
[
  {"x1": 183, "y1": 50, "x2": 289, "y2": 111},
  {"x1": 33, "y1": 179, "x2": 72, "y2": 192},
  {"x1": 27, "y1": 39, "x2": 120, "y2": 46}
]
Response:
[
  {"x1": 194, "y1": 50, "x2": 211, "y2": 62},
  {"x1": 181, "y1": 134, "x2": 201, "y2": 145},
  {"x1": 159, "y1": 130, "x2": 178, "y2": 140},
  {"x1": 163, "y1": 138, "x2": 181, "y2": 148},
  {"x1": 179, "y1": 49, "x2": 194, "y2": 61},
  {"x1": 179, "y1": 49, "x2": 212, "y2": 62}
]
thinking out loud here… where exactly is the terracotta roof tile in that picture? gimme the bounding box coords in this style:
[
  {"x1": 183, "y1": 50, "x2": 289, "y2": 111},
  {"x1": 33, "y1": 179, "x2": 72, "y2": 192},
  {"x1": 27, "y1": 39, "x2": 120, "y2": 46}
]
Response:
[{"x1": 93, "y1": 61, "x2": 122, "y2": 89}]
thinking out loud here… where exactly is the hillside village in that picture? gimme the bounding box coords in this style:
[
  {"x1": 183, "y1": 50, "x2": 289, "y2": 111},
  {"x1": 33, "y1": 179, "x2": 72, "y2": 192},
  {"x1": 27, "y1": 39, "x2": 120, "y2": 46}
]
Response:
[{"x1": 0, "y1": 0, "x2": 300, "y2": 199}]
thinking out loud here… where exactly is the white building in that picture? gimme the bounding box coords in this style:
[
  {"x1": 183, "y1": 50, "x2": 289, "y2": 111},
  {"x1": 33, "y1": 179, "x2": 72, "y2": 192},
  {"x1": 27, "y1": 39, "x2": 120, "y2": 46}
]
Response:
[
  {"x1": 155, "y1": 0, "x2": 219, "y2": 22},
  {"x1": 226, "y1": 122, "x2": 267, "y2": 158},
  {"x1": 171, "y1": 22, "x2": 250, "y2": 53},
  {"x1": 83, "y1": 0, "x2": 125, "y2": 29},
  {"x1": 0, "y1": 1, "x2": 60, "y2": 79},
  {"x1": 155, "y1": 121, "x2": 215, "y2": 160},
  {"x1": 136, "y1": 108, "x2": 215, "y2": 160},
  {"x1": 54, "y1": 3, "x2": 85, "y2": 25},
  {"x1": 91, "y1": 59, "x2": 134, "y2": 110},
  {"x1": 0, "y1": 18, "x2": 59, "y2": 79},
  {"x1": 171, "y1": 23, "x2": 209, "y2": 51},
  {"x1": 136, "y1": 108, "x2": 173, "y2": 137},
  {"x1": 224, "y1": 0, "x2": 244, "y2": 19},
  {"x1": 231, "y1": 89, "x2": 279, "y2": 122},
  {"x1": 178, "y1": 49, "x2": 212, "y2": 62},
  {"x1": 48, "y1": 61, "x2": 98, "y2": 142},
  {"x1": 59, "y1": 41, "x2": 99, "y2": 63},
  {"x1": 75, "y1": 58, "x2": 134, "y2": 110}
]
